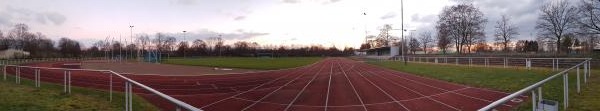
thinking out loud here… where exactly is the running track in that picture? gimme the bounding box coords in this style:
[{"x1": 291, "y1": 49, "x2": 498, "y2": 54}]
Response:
[{"x1": 6, "y1": 58, "x2": 524, "y2": 111}]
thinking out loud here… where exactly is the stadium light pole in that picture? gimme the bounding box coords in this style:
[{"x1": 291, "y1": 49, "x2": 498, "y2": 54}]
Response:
[
  {"x1": 401, "y1": 0, "x2": 405, "y2": 65},
  {"x1": 218, "y1": 34, "x2": 222, "y2": 57},
  {"x1": 129, "y1": 25, "x2": 135, "y2": 61},
  {"x1": 183, "y1": 30, "x2": 187, "y2": 58}
]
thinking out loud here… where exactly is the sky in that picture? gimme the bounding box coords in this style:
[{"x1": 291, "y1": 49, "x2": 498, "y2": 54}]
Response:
[{"x1": 0, "y1": 0, "x2": 550, "y2": 48}]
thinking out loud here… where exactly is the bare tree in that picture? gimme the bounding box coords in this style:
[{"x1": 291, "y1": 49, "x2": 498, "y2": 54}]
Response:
[
  {"x1": 577, "y1": 0, "x2": 600, "y2": 35},
  {"x1": 577, "y1": 0, "x2": 600, "y2": 52},
  {"x1": 137, "y1": 34, "x2": 150, "y2": 52},
  {"x1": 436, "y1": 23, "x2": 452, "y2": 54},
  {"x1": 437, "y1": 3, "x2": 487, "y2": 54},
  {"x1": 419, "y1": 31, "x2": 434, "y2": 54},
  {"x1": 494, "y1": 15, "x2": 519, "y2": 52},
  {"x1": 408, "y1": 37, "x2": 420, "y2": 54},
  {"x1": 536, "y1": 1, "x2": 578, "y2": 53}
]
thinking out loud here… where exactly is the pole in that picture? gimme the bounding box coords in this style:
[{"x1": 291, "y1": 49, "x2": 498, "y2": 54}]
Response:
[
  {"x1": 401, "y1": 0, "x2": 406, "y2": 65},
  {"x1": 183, "y1": 30, "x2": 187, "y2": 58},
  {"x1": 129, "y1": 25, "x2": 134, "y2": 61}
]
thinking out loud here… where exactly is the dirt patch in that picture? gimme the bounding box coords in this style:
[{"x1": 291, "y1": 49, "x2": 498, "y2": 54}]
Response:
[{"x1": 81, "y1": 61, "x2": 261, "y2": 75}]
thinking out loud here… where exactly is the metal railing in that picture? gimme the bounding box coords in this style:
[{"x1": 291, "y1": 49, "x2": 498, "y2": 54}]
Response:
[
  {"x1": 371, "y1": 56, "x2": 592, "y2": 111},
  {"x1": 479, "y1": 58, "x2": 591, "y2": 111},
  {"x1": 1, "y1": 58, "x2": 201, "y2": 111}
]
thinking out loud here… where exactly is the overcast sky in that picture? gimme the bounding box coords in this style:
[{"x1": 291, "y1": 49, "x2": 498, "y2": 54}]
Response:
[{"x1": 0, "y1": 0, "x2": 551, "y2": 48}]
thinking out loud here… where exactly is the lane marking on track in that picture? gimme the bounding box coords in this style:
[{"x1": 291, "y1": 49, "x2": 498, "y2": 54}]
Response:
[
  {"x1": 283, "y1": 61, "x2": 327, "y2": 111},
  {"x1": 199, "y1": 60, "x2": 324, "y2": 109},
  {"x1": 350, "y1": 63, "x2": 410, "y2": 111},
  {"x1": 369, "y1": 69, "x2": 514, "y2": 108},
  {"x1": 336, "y1": 60, "x2": 368, "y2": 111},
  {"x1": 325, "y1": 62, "x2": 333, "y2": 111},
  {"x1": 358, "y1": 64, "x2": 460, "y2": 111},
  {"x1": 240, "y1": 60, "x2": 325, "y2": 111},
  {"x1": 211, "y1": 84, "x2": 218, "y2": 89}
]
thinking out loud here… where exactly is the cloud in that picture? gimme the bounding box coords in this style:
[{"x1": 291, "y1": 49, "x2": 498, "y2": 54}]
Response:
[
  {"x1": 471, "y1": 0, "x2": 545, "y2": 40},
  {"x1": 173, "y1": 0, "x2": 197, "y2": 5},
  {"x1": 330, "y1": 0, "x2": 341, "y2": 3},
  {"x1": 0, "y1": 6, "x2": 67, "y2": 27},
  {"x1": 44, "y1": 12, "x2": 66, "y2": 25},
  {"x1": 234, "y1": 16, "x2": 246, "y2": 21},
  {"x1": 380, "y1": 12, "x2": 397, "y2": 20},
  {"x1": 282, "y1": 0, "x2": 341, "y2": 4},
  {"x1": 165, "y1": 29, "x2": 269, "y2": 41},
  {"x1": 283, "y1": 0, "x2": 300, "y2": 4}
]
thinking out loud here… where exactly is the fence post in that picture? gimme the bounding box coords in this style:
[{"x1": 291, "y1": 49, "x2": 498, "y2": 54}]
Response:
[
  {"x1": 584, "y1": 61, "x2": 588, "y2": 83},
  {"x1": 445, "y1": 58, "x2": 448, "y2": 63},
  {"x1": 557, "y1": 59, "x2": 560, "y2": 70},
  {"x1": 538, "y1": 87, "x2": 543, "y2": 104},
  {"x1": 456, "y1": 58, "x2": 458, "y2": 65},
  {"x1": 577, "y1": 66, "x2": 580, "y2": 93},
  {"x1": 64, "y1": 70, "x2": 67, "y2": 93},
  {"x1": 588, "y1": 61, "x2": 591, "y2": 78},
  {"x1": 125, "y1": 82, "x2": 129, "y2": 111},
  {"x1": 3, "y1": 65, "x2": 6, "y2": 80},
  {"x1": 34, "y1": 68, "x2": 38, "y2": 87},
  {"x1": 469, "y1": 58, "x2": 472, "y2": 66},
  {"x1": 110, "y1": 72, "x2": 113, "y2": 102},
  {"x1": 503, "y1": 58, "x2": 507, "y2": 68},
  {"x1": 68, "y1": 71, "x2": 71, "y2": 94},
  {"x1": 563, "y1": 73, "x2": 569, "y2": 110},
  {"x1": 531, "y1": 91, "x2": 537, "y2": 111},
  {"x1": 36, "y1": 69, "x2": 40, "y2": 87},
  {"x1": 16, "y1": 67, "x2": 20, "y2": 84},
  {"x1": 485, "y1": 58, "x2": 488, "y2": 67}
]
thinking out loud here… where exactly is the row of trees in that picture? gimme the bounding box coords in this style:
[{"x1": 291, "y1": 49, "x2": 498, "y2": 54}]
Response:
[
  {"x1": 0, "y1": 24, "x2": 82, "y2": 58},
  {"x1": 87, "y1": 33, "x2": 355, "y2": 58},
  {"x1": 364, "y1": 0, "x2": 600, "y2": 55},
  {"x1": 439, "y1": 0, "x2": 600, "y2": 54}
]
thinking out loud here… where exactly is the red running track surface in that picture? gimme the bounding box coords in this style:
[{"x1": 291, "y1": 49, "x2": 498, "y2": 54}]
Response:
[{"x1": 6, "y1": 58, "x2": 526, "y2": 111}]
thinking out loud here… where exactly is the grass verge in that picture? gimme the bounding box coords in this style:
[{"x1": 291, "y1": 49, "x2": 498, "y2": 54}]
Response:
[
  {"x1": 368, "y1": 61, "x2": 600, "y2": 111},
  {"x1": 164, "y1": 57, "x2": 323, "y2": 70},
  {"x1": 0, "y1": 75, "x2": 158, "y2": 111}
]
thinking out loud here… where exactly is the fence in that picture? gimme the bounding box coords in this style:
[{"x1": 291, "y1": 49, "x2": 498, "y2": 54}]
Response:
[
  {"x1": 1, "y1": 57, "x2": 201, "y2": 111},
  {"x1": 374, "y1": 56, "x2": 592, "y2": 111}
]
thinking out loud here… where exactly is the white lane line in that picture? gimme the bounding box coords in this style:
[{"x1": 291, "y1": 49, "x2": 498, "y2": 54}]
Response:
[
  {"x1": 370, "y1": 69, "x2": 514, "y2": 107},
  {"x1": 240, "y1": 60, "x2": 325, "y2": 111},
  {"x1": 358, "y1": 64, "x2": 460, "y2": 111},
  {"x1": 224, "y1": 87, "x2": 468, "y2": 108},
  {"x1": 283, "y1": 61, "x2": 327, "y2": 111},
  {"x1": 211, "y1": 84, "x2": 218, "y2": 89},
  {"x1": 325, "y1": 62, "x2": 333, "y2": 111},
  {"x1": 336, "y1": 61, "x2": 368, "y2": 111},
  {"x1": 351, "y1": 63, "x2": 410, "y2": 111},
  {"x1": 200, "y1": 60, "x2": 323, "y2": 109}
]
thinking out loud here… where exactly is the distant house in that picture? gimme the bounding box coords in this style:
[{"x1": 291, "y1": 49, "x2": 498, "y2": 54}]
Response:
[{"x1": 0, "y1": 49, "x2": 30, "y2": 59}]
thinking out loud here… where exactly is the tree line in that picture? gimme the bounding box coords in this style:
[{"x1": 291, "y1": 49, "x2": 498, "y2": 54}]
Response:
[
  {"x1": 0, "y1": 24, "x2": 82, "y2": 58},
  {"x1": 87, "y1": 33, "x2": 355, "y2": 58},
  {"x1": 361, "y1": 0, "x2": 600, "y2": 55}
]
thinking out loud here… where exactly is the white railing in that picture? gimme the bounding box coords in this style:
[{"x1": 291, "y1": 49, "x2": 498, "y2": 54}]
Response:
[
  {"x1": 1, "y1": 58, "x2": 201, "y2": 111},
  {"x1": 387, "y1": 56, "x2": 588, "y2": 71},
  {"x1": 373, "y1": 56, "x2": 592, "y2": 111}
]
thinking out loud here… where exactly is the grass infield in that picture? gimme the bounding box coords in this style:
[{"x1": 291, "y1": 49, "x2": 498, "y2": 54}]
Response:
[
  {"x1": 369, "y1": 61, "x2": 600, "y2": 111},
  {"x1": 0, "y1": 75, "x2": 158, "y2": 111},
  {"x1": 164, "y1": 57, "x2": 323, "y2": 70}
]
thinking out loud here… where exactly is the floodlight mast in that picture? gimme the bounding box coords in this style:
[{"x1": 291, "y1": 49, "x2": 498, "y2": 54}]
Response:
[
  {"x1": 401, "y1": 0, "x2": 405, "y2": 65},
  {"x1": 183, "y1": 30, "x2": 187, "y2": 58}
]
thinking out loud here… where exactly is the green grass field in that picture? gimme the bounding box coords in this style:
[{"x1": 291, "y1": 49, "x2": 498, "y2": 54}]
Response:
[
  {"x1": 164, "y1": 57, "x2": 323, "y2": 70},
  {"x1": 369, "y1": 61, "x2": 600, "y2": 111},
  {"x1": 0, "y1": 75, "x2": 157, "y2": 111}
]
